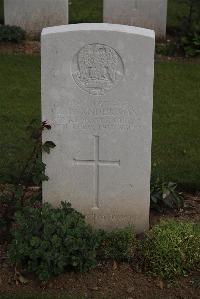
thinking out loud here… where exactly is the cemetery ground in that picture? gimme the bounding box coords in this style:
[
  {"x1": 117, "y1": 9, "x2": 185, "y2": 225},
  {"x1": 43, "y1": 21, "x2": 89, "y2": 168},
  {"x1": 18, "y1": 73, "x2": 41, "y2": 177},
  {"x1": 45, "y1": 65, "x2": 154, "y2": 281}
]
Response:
[
  {"x1": 0, "y1": 1, "x2": 200, "y2": 299},
  {"x1": 0, "y1": 51, "x2": 200, "y2": 299},
  {"x1": 0, "y1": 197, "x2": 199, "y2": 299}
]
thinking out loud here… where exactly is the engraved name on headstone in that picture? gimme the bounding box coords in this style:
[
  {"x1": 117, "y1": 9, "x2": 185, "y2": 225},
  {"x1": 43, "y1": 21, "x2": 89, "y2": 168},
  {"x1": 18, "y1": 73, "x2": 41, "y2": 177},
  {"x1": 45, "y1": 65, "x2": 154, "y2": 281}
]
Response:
[{"x1": 42, "y1": 24, "x2": 155, "y2": 233}]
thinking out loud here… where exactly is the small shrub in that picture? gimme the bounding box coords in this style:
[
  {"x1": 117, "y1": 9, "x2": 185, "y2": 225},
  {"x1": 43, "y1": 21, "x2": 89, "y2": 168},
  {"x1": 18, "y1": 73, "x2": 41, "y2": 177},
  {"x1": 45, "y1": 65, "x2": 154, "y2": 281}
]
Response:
[
  {"x1": 9, "y1": 202, "x2": 100, "y2": 280},
  {"x1": 150, "y1": 179, "x2": 183, "y2": 212},
  {"x1": 99, "y1": 226, "x2": 136, "y2": 262},
  {"x1": 0, "y1": 25, "x2": 26, "y2": 43},
  {"x1": 141, "y1": 220, "x2": 200, "y2": 279}
]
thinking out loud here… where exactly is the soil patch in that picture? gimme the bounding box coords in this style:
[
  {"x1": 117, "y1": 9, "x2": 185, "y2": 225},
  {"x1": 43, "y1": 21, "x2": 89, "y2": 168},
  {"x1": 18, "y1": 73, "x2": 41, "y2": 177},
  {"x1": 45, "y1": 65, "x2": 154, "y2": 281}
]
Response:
[
  {"x1": 0, "y1": 257, "x2": 199, "y2": 299},
  {"x1": 0, "y1": 193, "x2": 199, "y2": 298},
  {"x1": 150, "y1": 193, "x2": 200, "y2": 226},
  {"x1": 0, "y1": 41, "x2": 40, "y2": 55}
]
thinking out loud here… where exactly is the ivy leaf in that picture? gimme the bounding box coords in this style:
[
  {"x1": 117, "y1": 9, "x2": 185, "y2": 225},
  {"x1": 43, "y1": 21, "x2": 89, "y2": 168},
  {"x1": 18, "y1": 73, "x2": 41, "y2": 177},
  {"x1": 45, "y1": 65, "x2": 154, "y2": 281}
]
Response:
[
  {"x1": 42, "y1": 121, "x2": 51, "y2": 130},
  {"x1": 42, "y1": 141, "x2": 56, "y2": 154}
]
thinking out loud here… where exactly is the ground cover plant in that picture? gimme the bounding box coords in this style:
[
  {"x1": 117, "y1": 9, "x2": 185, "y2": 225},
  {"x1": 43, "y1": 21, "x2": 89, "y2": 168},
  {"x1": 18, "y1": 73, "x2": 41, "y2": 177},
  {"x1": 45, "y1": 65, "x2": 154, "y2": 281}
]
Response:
[
  {"x1": 8, "y1": 202, "x2": 200, "y2": 281},
  {"x1": 1, "y1": 120, "x2": 136, "y2": 281},
  {"x1": 150, "y1": 180, "x2": 183, "y2": 212},
  {"x1": 0, "y1": 25, "x2": 26, "y2": 43},
  {"x1": 0, "y1": 54, "x2": 200, "y2": 190},
  {"x1": 142, "y1": 220, "x2": 200, "y2": 279},
  {"x1": 9, "y1": 202, "x2": 101, "y2": 280},
  {"x1": 99, "y1": 226, "x2": 136, "y2": 262}
]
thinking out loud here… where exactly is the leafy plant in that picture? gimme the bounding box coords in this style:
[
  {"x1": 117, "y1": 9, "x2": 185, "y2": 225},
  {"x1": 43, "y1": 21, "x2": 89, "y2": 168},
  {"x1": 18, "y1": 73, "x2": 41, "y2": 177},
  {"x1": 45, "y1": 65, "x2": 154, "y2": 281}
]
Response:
[
  {"x1": 141, "y1": 220, "x2": 200, "y2": 279},
  {"x1": 150, "y1": 179, "x2": 183, "y2": 212},
  {"x1": 9, "y1": 202, "x2": 100, "y2": 280},
  {"x1": 181, "y1": 32, "x2": 200, "y2": 57},
  {"x1": 176, "y1": 0, "x2": 200, "y2": 57},
  {"x1": 20, "y1": 119, "x2": 55, "y2": 185},
  {"x1": 166, "y1": 0, "x2": 200, "y2": 57},
  {"x1": 98, "y1": 226, "x2": 136, "y2": 262},
  {"x1": 0, "y1": 121, "x2": 55, "y2": 241},
  {"x1": 0, "y1": 25, "x2": 26, "y2": 43}
]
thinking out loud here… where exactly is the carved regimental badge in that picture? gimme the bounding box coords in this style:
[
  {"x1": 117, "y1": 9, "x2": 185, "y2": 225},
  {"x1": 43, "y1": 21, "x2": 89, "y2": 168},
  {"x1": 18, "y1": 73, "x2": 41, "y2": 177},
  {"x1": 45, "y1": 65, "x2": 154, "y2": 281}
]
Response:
[{"x1": 72, "y1": 44, "x2": 124, "y2": 95}]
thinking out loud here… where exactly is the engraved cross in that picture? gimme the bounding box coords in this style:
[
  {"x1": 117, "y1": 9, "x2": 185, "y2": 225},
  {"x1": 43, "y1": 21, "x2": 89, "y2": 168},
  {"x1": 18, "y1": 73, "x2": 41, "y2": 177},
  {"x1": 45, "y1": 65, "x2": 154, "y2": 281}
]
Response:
[{"x1": 73, "y1": 136, "x2": 120, "y2": 209}]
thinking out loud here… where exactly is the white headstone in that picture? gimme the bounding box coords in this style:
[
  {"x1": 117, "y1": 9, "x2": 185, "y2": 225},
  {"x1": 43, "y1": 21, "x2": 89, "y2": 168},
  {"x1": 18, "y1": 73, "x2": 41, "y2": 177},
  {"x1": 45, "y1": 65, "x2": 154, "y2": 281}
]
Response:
[
  {"x1": 104, "y1": 0, "x2": 168, "y2": 39},
  {"x1": 4, "y1": 0, "x2": 68, "y2": 38},
  {"x1": 42, "y1": 23, "x2": 155, "y2": 233}
]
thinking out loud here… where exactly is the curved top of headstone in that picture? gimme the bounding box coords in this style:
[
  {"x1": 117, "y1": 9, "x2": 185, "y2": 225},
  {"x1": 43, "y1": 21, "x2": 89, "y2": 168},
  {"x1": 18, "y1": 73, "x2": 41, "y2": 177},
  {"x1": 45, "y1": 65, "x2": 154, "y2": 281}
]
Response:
[{"x1": 42, "y1": 23, "x2": 155, "y2": 39}]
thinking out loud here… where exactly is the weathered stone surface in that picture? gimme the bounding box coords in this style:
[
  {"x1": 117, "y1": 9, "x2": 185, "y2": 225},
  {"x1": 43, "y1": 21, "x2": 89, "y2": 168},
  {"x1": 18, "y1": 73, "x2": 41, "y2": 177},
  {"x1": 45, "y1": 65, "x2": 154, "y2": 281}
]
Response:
[
  {"x1": 4, "y1": 0, "x2": 68, "y2": 38},
  {"x1": 103, "y1": 0, "x2": 168, "y2": 38},
  {"x1": 42, "y1": 23, "x2": 155, "y2": 233}
]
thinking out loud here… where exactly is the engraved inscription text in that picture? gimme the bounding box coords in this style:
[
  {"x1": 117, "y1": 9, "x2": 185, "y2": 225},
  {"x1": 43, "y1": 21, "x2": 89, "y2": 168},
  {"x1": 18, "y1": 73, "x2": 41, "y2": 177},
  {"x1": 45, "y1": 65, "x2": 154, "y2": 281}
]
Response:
[{"x1": 54, "y1": 100, "x2": 136, "y2": 132}]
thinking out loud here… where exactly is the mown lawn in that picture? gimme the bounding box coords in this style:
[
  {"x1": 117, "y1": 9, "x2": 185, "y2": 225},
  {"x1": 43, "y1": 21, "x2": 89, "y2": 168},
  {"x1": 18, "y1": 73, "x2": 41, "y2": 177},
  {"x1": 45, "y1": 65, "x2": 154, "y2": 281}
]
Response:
[
  {"x1": 153, "y1": 60, "x2": 200, "y2": 190},
  {"x1": 0, "y1": 55, "x2": 41, "y2": 182},
  {"x1": 69, "y1": 0, "x2": 103, "y2": 23},
  {"x1": 0, "y1": 54, "x2": 199, "y2": 190}
]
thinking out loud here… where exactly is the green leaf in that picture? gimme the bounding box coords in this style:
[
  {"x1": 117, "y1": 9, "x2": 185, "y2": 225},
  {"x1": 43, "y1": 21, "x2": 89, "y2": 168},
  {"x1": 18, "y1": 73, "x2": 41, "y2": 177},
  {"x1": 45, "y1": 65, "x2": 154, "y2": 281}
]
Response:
[{"x1": 42, "y1": 141, "x2": 56, "y2": 154}]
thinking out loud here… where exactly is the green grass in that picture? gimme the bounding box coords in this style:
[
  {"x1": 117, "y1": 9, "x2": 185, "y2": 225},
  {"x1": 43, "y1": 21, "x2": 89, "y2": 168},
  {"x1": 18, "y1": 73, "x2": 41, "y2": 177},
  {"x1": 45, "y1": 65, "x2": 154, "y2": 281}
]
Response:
[
  {"x1": 69, "y1": 0, "x2": 103, "y2": 23},
  {"x1": 0, "y1": 54, "x2": 41, "y2": 182},
  {"x1": 0, "y1": 54, "x2": 200, "y2": 190},
  {"x1": 153, "y1": 60, "x2": 200, "y2": 190}
]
